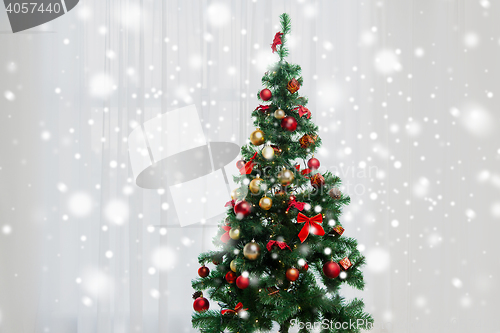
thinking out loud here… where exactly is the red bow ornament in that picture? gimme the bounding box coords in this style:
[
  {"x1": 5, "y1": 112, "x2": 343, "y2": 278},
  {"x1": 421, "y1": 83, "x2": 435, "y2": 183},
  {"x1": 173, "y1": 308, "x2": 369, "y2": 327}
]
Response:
[
  {"x1": 256, "y1": 105, "x2": 270, "y2": 113},
  {"x1": 239, "y1": 152, "x2": 258, "y2": 175},
  {"x1": 220, "y1": 225, "x2": 231, "y2": 243},
  {"x1": 297, "y1": 213, "x2": 325, "y2": 243},
  {"x1": 295, "y1": 106, "x2": 311, "y2": 119},
  {"x1": 266, "y1": 240, "x2": 291, "y2": 251},
  {"x1": 225, "y1": 200, "x2": 235, "y2": 208},
  {"x1": 294, "y1": 164, "x2": 311, "y2": 176},
  {"x1": 221, "y1": 302, "x2": 248, "y2": 315},
  {"x1": 271, "y1": 32, "x2": 284, "y2": 53},
  {"x1": 286, "y1": 196, "x2": 307, "y2": 213}
]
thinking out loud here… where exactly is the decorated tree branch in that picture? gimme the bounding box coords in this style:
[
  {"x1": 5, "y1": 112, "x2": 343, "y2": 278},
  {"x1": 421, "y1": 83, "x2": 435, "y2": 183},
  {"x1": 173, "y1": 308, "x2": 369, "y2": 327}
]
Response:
[{"x1": 191, "y1": 13, "x2": 372, "y2": 333}]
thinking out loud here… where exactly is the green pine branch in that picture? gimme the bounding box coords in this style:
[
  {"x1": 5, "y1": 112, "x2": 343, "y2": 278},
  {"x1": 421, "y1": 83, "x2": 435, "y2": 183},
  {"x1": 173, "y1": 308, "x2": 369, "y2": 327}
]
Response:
[{"x1": 277, "y1": 13, "x2": 292, "y2": 61}]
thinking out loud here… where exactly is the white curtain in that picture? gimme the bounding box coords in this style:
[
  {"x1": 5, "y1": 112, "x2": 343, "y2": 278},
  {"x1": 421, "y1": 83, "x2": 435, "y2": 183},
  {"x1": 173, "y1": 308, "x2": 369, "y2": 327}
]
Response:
[{"x1": 0, "y1": 0, "x2": 498, "y2": 332}]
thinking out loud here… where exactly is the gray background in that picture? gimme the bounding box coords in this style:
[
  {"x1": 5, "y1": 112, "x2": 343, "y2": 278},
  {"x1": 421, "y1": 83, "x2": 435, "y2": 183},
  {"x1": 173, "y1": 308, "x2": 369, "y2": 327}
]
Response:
[{"x1": 1, "y1": 0, "x2": 499, "y2": 332}]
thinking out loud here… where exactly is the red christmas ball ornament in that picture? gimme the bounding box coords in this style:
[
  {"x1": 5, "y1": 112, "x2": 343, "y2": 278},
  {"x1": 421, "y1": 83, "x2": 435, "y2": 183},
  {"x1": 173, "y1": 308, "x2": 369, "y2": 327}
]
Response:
[
  {"x1": 212, "y1": 254, "x2": 223, "y2": 265},
  {"x1": 307, "y1": 158, "x2": 320, "y2": 170},
  {"x1": 281, "y1": 116, "x2": 297, "y2": 132},
  {"x1": 286, "y1": 268, "x2": 300, "y2": 282},
  {"x1": 193, "y1": 297, "x2": 210, "y2": 312},
  {"x1": 225, "y1": 271, "x2": 237, "y2": 284},
  {"x1": 298, "y1": 260, "x2": 309, "y2": 272},
  {"x1": 198, "y1": 266, "x2": 210, "y2": 278},
  {"x1": 260, "y1": 88, "x2": 272, "y2": 101},
  {"x1": 323, "y1": 261, "x2": 340, "y2": 279},
  {"x1": 236, "y1": 160, "x2": 246, "y2": 169},
  {"x1": 236, "y1": 276, "x2": 250, "y2": 289},
  {"x1": 234, "y1": 200, "x2": 252, "y2": 219}
]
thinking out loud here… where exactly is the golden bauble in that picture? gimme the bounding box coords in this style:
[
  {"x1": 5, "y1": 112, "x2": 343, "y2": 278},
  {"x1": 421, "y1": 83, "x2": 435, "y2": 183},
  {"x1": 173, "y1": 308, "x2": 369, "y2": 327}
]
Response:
[
  {"x1": 262, "y1": 146, "x2": 275, "y2": 160},
  {"x1": 232, "y1": 186, "x2": 248, "y2": 200},
  {"x1": 274, "y1": 109, "x2": 285, "y2": 120},
  {"x1": 229, "y1": 228, "x2": 241, "y2": 240},
  {"x1": 249, "y1": 178, "x2": 264, "y2": 194},
  {"x1": 230, "y1": 260, "x2": 237, "y2": 272},
  {"x1": 243, "y1": 241, "x2": 261, "y2": 260},
  {"x1": 250, "y1": 129, "x2": 265, "y2": 146},
  {"x1": 278, "y1": 169, "x2": 295, "y2": 185},
  {"x1": 231, "y1": 188, "x2": 244, "y2": 201},
  {"x1": 259, "y1": 197, "x2": 273, "y2": 210}
]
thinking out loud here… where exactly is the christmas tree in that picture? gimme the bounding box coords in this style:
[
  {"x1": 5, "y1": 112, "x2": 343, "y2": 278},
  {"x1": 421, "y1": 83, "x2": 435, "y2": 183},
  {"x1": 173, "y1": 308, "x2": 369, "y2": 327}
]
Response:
[{"x1": 192, "y1": 13, "x2": 372, "y2": 333}]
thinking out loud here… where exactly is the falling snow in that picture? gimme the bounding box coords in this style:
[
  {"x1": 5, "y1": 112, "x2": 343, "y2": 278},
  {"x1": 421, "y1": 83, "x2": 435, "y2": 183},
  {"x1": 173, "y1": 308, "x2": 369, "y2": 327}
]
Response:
[{"x1": 67, "y1": 192, "x2": 92, "y2": 217}]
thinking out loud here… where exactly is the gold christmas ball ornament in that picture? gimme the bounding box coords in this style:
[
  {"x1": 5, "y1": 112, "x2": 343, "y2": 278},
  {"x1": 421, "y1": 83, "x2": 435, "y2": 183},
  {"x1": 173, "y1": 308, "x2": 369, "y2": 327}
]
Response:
[
  {"x1": 231, "y1": 187, "x2": 248, "y2": 201},
  {"x1": 249, "y1": 178, "x2": 265, "y2": 194},
  {"x1": 250, "y1": 129, "x2": 265, "y2": 146},
  {"x1": 259, "y1": 196, "x2": 273, "y2": 210},
  {"x1": 230, "y1": 260, "x2": 237, "y2": 272},
  {"x1": 231, "y1": 188, "x2": 244, "y2": 201},
  {"x1": 262, "y1": 146, "x2": 275, "y2": 160},
  {"x1": 243, "y1": 241, "x2": 261, "y2": 260},
  {"x1": 274, "y1": 109, "x2": 285, "y2": 120},
  {"x1": 278, "y1": 169, "x2": 295, "y2": 186},
  {"x1": 229, "y1": 228, "x2": 241, "y2": 240}
]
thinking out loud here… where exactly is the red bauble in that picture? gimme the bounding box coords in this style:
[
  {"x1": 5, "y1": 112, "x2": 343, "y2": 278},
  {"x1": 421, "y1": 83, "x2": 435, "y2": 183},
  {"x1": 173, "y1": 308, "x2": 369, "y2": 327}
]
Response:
[
  {"x1": 234, "y1": 200, "x2": 252, "y2": 219},
  {"x1": 307, "y1": 158, "x2": 320, "y2": 170},
  {"x1": 286, "y1": 268, "x2": 300, "y2": 282},
  {"x1": 225, "y1": 271, "x2": 237, "y2": 284},
  {"x1": 323, "y1": 261, "x2": 340, "y2": 279},
  {"x1": 299, "y1": 262, "x2": 309, "y2": 272},
  {"x1": 260, "y1": 88, "x2": 272, "y2": 101},
  {"x1": 198, "y1": 266, "x2": 210, "y2": 278},
  {"x1": 236, "y1": 276, "x2": 250, "y2": 289},
  {"x1": 281, "y1": 116, "x2": 297, "y2": 132},
  {"x1": 193, "y1": 297, "x2": 210, "y2": 312},
  {"x1": 236, "y1": 160, "x2": 246, "y2": 169}
]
